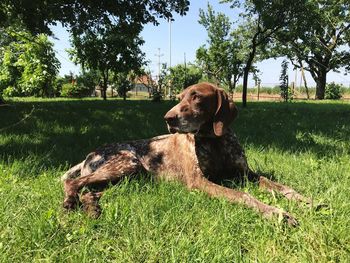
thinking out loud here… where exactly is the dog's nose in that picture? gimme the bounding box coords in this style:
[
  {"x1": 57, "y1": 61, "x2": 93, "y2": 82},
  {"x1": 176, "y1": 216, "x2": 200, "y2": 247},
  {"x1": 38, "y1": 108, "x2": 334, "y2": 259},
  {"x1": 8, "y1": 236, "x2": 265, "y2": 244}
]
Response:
[{"x1": 164, "y1": 111, "x2": 178, "y2": 126}]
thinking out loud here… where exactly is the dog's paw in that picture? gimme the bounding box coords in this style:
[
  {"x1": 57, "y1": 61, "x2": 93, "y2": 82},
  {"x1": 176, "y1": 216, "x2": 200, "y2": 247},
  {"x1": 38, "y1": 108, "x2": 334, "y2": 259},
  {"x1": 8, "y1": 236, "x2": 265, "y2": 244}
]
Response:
[
  {"x1": 81, "y1": 192, "x2": 102, "y2": 219},
  {"x1": 63, "y1": 195, "x2": 79, "y2": 211},
  {"x1": 83, "y1": 203, "x2": 102, "y2": 219},
  {"x1": 263, "y1": 207, "x2": 299, "y2": 227},
  {"x1": 280, "y1": 211, "x2": 299, "y2": 227}
]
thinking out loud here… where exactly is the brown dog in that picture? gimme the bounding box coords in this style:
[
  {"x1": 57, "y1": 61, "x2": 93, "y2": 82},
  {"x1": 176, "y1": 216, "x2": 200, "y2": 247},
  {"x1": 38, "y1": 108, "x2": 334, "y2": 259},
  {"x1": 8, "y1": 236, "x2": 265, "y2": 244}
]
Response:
[{"x1": 62, "y1": 82, "x2": 310, "y2": 225}]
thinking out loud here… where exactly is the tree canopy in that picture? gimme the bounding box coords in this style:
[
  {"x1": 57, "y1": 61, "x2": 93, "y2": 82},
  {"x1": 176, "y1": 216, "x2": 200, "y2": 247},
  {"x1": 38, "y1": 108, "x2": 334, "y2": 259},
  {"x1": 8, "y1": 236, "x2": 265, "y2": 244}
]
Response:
[
  {"x1": 0, "y1": 0, "x2": 190, "y2": 102},
  {"x1": 219, "y1": 0, "x2": 306, "y2": 106},
  {"x1": 196, "y1": 4, "x2": 243, "y2": 95},
  {"x1": 257, "y1": 0, "x2": 350, "y2": 99},
  {"x1": 0, "y1": 0, "x2": 190, "y2": 36},
  {"x1": 68, "y1": 22, "x2": 145, "y2": 100},
  {"x1": 167, "y1": 64, "x2": 202, "y2": 94},
  {"x1": 0, "y1": 29, "x2": 60, "y2": 98}
]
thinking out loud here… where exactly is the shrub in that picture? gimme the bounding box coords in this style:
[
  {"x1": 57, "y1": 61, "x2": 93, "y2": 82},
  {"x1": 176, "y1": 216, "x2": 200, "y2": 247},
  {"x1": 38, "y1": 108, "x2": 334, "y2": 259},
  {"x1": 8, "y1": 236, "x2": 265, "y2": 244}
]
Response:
[
  {"x1": 279, "y1": 59, "x2": 293, "y2": 102},
  {"x1": 60, "y1": 82, "x2": 93, "y2": 98},
  {"x1": 325, "y1": 82, "x2": 343, "y2": 100},
  {"x1": 151, "y1": 89, "x2": 163, "y2": 102},
  {"x1": 3, "y1": 86, "x2": 18, "y2": 97},
  {"x1": 60, "y1": 83, "x2": 81, "y2": 97},
  {"x1": 76, "y1": 70, "x2": 99, "y2": 94},
  {"x1": 60, "y1": 83, "x2": 74, "y2": 97},
  {"x1": 115, "y1": 74, "x2": 132, "y2": 100}
]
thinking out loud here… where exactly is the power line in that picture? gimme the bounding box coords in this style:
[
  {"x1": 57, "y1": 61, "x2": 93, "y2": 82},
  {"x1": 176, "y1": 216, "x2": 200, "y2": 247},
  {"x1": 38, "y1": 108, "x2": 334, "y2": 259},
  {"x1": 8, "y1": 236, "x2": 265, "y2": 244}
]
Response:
[{"x1": 54, "y1": 49, "x2": 74, "y2": 64}]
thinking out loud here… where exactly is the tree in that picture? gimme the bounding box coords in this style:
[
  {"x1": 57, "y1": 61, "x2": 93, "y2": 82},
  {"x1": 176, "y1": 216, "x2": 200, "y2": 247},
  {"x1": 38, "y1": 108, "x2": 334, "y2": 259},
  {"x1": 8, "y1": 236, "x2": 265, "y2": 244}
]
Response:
[
  {"x1": 69, "y1": 23, "x2": 145, "y2": 100},
  {"x1": 279, "y1": 59, "x2": 289, "y2": 102},
  {"x1": 59, "y1": 70, "x2": 100, "y2": 97},
  {"x1": 166, "y1": 64, "x2": 202, "y2": 95},
  {"x1": 1, "y1": 1, "x2": 190, "y2": 103},
  {"x1": 0, "y1": 28, "x2": 60, "y2": 99},
  {"x1": 196, "y1": 4, "x2": 243, "y2": 96},
  {"x1": 151, "y1": 65, "x2": 168, "y2": 101},
  {"x1": 0, "y1": 29, "x2": 22, "y2": 102},
  {"x1": 0, "y1": 1, "x2": 190, "y2": 36},
  {"x1": 262, "y1": 0, "x2": 350, "y2": 99},
  {"x1": 114, "y1": 72, "x2": 133, "y2": 101},
  {"x1": 77, "y1": 69, "x2": 100, "y2": 95},
  {"x1": 223, "y1": 0, "x2": 304, "y2": 107}
]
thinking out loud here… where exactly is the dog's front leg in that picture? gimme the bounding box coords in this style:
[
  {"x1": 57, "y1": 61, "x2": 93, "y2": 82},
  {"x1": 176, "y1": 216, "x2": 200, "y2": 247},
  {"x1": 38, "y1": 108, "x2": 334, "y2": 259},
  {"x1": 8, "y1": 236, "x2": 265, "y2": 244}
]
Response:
[
  {"x1": 190, "y1": 176, "x2": 298, "y2": 226},
  {"x1": 258, "y1": 175, "x2": 312, "y2": 204},
  {"x1": 246, "y1": 170, "x2": 313, "y2": 207}
]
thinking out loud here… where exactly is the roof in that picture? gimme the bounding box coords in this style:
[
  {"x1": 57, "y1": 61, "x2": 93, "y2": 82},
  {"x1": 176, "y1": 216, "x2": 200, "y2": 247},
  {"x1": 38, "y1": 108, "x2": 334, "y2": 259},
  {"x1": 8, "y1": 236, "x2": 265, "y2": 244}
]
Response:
[{"x1": 135, "y1": 75, "x2": 155, "y2": 85}]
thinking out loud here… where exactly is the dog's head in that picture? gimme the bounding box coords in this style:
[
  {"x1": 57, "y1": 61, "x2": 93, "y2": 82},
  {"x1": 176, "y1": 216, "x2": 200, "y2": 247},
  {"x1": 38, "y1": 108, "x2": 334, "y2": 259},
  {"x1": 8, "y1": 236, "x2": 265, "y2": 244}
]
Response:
[{"x1": 164, "y1": 82, "x2": 238, "y2": 137}]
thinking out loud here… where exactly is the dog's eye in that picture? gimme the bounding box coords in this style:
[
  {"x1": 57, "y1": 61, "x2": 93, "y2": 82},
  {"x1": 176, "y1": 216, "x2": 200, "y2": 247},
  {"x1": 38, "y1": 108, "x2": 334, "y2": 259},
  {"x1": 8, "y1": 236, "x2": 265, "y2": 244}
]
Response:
[
  {"x1": 190, "y1": 91, "x2": 200, "y2": 100},
  {"x1": 192, "y1": 94, "x2": 202, "y2": 101}
]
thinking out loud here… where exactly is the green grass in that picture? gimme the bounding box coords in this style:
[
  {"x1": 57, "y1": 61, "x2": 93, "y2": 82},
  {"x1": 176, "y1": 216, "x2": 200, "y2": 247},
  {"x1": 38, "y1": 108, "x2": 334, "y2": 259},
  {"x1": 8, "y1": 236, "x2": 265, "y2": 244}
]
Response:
[{"x1": 1, "y1": 98, "x2": 350, "y2": 262}]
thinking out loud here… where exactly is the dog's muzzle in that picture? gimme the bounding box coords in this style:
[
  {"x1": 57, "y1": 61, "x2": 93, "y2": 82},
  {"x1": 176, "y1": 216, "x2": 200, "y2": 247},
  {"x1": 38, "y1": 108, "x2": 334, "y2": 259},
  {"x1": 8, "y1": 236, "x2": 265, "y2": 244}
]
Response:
[
  {"x1": 164, "y1": 109, "x2": 201, "y2": 134},
  {"x1": 164, "y1": 111, "x2": 179, "y2": 134}
]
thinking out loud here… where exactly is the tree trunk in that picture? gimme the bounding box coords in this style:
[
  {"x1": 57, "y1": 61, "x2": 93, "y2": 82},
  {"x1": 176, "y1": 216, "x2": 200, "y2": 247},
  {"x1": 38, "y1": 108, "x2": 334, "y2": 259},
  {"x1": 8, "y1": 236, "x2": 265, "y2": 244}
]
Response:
[
  {"x1": 102, "y1": 71, "x2": 108, "y2": 100},
  {"x1": 300, "y1": 66, "x2": 310, "y2": 99},
  {"x1": 228, "y1": 79, "x2": 233, "y2": 99},
  {"x1": 43, "y1": 81, "x2": 50, "y2": 98},
  {"x1": 102, "y1": 80, "x2": 107, "y2": 100},
  {"x1": 241, "y1": 22, "x2": 262, "y2": 108},
  {"x1": 242, "y1": 48, "x2": 256, "y2": 107},
  {"x1": 242, "y1": 67, "x2": 249, "y2": 107},
  {"x1": 0, "y1": 95, "x2": 4, "y2": 105},
  {"x1": 232, "y1": 78, "x2": 237, "y2": 90},
  {"x1": 315, "y1": 68, "x2": 327, "y2": 100},
  {"x1": 231, "y1": 75, "x2": 238, "y2": 100}
]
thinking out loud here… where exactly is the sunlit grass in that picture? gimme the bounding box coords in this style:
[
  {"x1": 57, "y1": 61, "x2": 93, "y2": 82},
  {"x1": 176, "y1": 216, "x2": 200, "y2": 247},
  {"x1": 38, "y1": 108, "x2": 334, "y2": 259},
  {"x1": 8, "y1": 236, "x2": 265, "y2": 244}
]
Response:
[{"x1": 0, "y1": 98, "x2": 349, "y2": 262}]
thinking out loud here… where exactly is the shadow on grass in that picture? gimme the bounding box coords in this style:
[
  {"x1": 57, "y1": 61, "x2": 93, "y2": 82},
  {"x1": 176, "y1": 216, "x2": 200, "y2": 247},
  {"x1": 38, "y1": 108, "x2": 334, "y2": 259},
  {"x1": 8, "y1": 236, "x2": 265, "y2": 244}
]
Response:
[
  {"x1": 0, "y1": 99, "x2": 349, "y2": 175},
  {"x1": 234, "y1": 101, "x2": 350, "y2": 157},
  {"x1": 0, "y1": 100, "x2": 173, "y2": 172}
]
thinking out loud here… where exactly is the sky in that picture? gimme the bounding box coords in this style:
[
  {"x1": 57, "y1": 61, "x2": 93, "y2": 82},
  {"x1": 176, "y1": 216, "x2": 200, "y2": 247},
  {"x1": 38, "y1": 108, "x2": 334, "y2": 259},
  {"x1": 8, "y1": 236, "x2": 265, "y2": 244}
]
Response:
[{"x1": 50, "y1": 0, "x2": 350, "y2": 88}]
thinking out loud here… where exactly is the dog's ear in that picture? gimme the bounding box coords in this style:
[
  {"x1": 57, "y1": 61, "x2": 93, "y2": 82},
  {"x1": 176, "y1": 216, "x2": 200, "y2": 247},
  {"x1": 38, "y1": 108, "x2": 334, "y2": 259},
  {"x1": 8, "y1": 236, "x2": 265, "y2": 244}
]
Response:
[{"x1": 213, "y1": 89, "x2": 238, "y2": 136}]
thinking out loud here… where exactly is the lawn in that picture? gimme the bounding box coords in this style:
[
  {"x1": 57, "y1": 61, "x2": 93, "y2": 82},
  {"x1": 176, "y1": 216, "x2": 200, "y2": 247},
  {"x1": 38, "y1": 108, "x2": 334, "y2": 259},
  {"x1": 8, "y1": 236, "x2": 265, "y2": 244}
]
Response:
[{"x1": 0, "y1": 98, "x2": 349, "y2": 262}]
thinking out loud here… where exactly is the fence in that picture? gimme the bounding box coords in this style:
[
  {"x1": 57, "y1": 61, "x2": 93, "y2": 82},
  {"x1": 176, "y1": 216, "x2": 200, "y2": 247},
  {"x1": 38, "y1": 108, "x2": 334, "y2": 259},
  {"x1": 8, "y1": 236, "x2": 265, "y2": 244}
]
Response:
[{"x1": 232, "y1": 82, "x2": 350, "y2": 101}]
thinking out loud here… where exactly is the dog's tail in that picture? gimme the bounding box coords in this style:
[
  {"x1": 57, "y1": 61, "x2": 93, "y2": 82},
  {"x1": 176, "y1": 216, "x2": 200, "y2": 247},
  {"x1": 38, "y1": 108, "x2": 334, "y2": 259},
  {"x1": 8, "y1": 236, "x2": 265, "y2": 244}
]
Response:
[{"x1": 61, "y1": 161, "x2": 84, "y2": 181}]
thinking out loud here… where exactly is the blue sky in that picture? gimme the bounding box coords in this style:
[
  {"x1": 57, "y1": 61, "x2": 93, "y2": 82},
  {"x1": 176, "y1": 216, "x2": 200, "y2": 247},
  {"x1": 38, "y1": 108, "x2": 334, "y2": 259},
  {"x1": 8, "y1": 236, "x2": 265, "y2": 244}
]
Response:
[{"x1": 50, "y1": 0, "x2": 350, "y2": 88}]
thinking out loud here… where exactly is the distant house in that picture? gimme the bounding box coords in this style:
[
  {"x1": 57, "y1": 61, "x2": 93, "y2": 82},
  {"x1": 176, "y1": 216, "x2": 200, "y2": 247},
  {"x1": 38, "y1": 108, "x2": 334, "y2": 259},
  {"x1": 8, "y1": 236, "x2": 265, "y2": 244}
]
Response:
[
  {"x1": 93, "y1": 74, "x2": 155, "y2": 98},
  {"x1": 131, "y1": 74, "x2": 155, "y2": 95}
]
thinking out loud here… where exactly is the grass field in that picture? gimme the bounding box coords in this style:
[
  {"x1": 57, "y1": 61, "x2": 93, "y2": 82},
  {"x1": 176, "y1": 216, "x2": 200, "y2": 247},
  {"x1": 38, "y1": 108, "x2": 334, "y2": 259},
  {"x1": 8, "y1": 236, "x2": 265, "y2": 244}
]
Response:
[{"x1": 1, "y1": 98, "x2": 349, "y2": 262}]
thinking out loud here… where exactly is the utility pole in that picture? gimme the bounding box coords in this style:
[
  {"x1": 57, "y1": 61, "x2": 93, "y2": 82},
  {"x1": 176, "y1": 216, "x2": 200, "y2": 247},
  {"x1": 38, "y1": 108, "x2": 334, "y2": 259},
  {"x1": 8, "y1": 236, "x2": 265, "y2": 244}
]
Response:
[
  {"x1": 154, "y1": 48, "x2": 164, "y2": 92},
  {"x1": 168, "y1": 18, "x2": 172, "y2": 97},
  {"x1": 155, "y1": 48, "x2": 164, "y2": 80},
  {"x1": 184, "y1": 52, "x2": 187, "y2": 89},
  {"x1": 169, "y1": 19, "x2": 172, "y2": 71}
]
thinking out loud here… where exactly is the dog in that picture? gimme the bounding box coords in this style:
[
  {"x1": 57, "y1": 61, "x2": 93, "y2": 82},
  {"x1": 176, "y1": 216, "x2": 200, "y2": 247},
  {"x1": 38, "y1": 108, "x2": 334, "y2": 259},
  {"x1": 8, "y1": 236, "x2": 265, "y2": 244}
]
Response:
[{"x1": 62, "y1": 82, "x2": 311, "y2": 225}]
